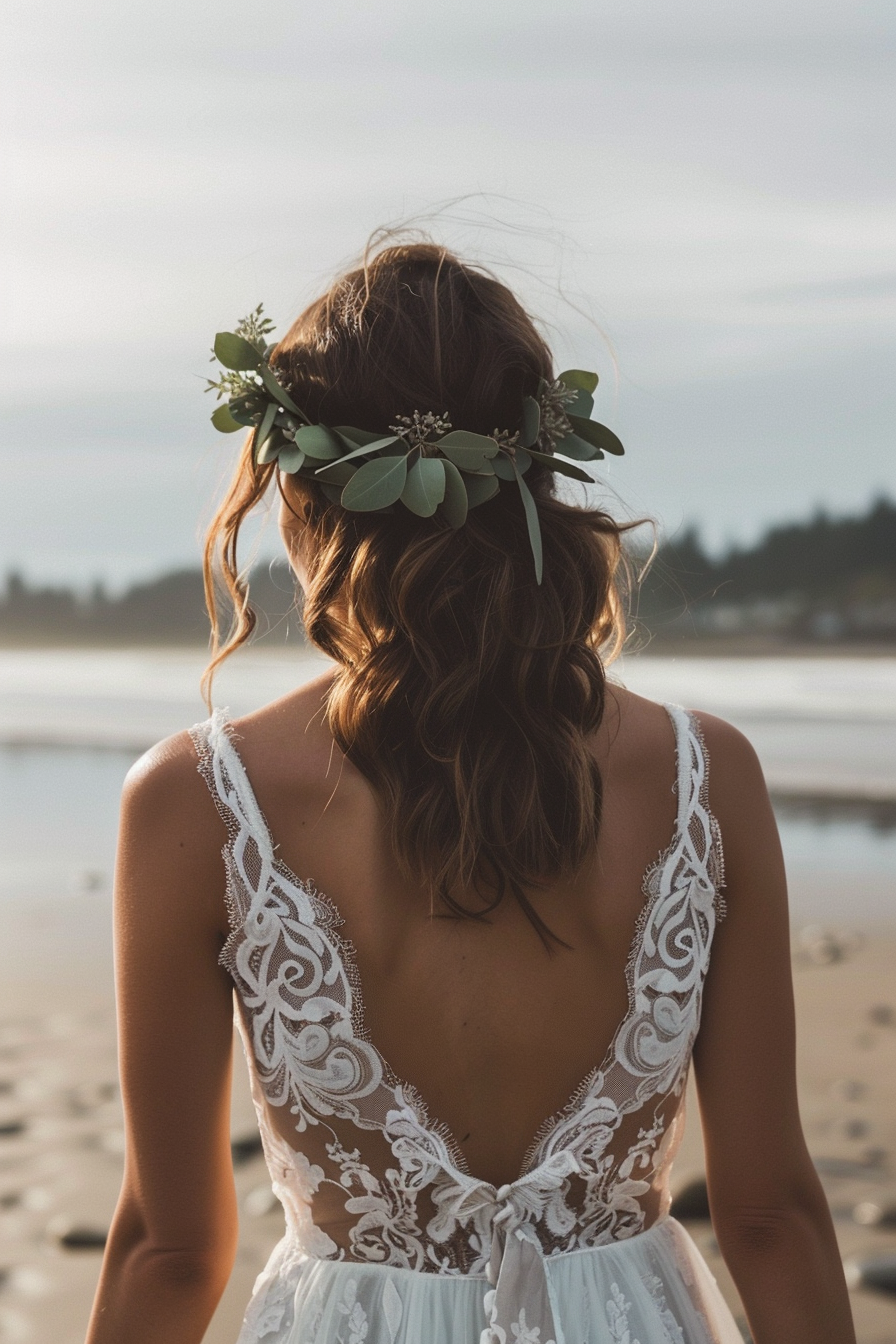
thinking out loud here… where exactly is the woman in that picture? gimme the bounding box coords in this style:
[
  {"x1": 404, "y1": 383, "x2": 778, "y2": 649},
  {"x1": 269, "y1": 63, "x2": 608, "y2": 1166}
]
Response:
[{"x1": 86, "y1": 243, "x2": 856, "y2": 1343}]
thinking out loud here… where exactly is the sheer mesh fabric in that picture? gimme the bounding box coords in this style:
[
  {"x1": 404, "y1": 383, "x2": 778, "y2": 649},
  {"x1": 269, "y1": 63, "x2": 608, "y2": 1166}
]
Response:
[{"x1": 189, "y1": 703, "x2": 725, "y2": 1281}]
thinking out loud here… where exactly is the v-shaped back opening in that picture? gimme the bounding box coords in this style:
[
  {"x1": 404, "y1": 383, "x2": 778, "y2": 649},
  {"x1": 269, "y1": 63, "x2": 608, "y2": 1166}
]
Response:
[{"x1": 192, "y1": 700, "x2": 715, "y2": 1187}]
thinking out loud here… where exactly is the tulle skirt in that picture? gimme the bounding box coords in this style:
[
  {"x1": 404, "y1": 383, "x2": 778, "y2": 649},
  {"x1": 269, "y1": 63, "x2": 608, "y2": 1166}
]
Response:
[{"x1": 236, "y1": 1217, "x2": 745, "y2": 1343}]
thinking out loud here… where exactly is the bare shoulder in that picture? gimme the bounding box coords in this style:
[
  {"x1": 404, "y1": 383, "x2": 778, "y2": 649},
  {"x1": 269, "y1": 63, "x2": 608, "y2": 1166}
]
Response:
[
  {"x1": 687, "y1": 710, "x2": 771, "y2": 829},
  {"x1": 123, "y1": 728, "x2": 218, "y2": 838}
]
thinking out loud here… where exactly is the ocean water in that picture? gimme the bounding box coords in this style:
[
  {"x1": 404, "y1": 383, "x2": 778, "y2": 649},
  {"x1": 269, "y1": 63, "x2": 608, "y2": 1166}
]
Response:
[{"x1": 0, "y1": 650, "x2": 894, "y2": 933}]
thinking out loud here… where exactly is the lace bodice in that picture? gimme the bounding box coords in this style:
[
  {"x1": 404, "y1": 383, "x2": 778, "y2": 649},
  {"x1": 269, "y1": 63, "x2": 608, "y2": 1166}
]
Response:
[{"x1": 190, "y1": 704, "x2": 725, "y2": 1343}]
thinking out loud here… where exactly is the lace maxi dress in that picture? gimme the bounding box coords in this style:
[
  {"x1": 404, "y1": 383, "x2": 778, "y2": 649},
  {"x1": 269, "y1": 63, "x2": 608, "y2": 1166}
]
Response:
[{"x1": 190, "y1": 705, "x2": 745, "y2": 1344}]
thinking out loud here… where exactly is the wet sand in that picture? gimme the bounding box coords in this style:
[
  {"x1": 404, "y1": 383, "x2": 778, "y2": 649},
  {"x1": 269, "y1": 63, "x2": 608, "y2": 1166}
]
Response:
[{"x1": 0, "y1": 926, "x2": 895, "y2": 1342}]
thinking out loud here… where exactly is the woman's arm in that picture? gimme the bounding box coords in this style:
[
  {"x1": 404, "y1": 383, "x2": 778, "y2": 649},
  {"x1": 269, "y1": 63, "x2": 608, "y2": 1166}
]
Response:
[
  {"x1": 86, "y1": 732, "x2": 238, "y2": 1344},
  {"x1": 693, "y1": 714, "x2": 856, "y2": 1344}
]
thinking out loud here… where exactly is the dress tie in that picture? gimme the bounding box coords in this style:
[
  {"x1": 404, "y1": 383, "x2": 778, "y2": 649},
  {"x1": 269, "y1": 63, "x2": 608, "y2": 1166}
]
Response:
[{"x1": 478, "y1": 1176, "x2": 570, "y2": 1344}]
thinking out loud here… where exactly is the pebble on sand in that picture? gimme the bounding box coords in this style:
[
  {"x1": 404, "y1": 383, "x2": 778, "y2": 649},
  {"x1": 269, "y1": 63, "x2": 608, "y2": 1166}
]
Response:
[
  {"x1": 843, "y1": 1253, "x2": 896, "y2": 1297},
  {"x1": 853, "y1": 1200, "x2": 896, "y2": 1229},
  {"x1": 46, "y1": 1216, "x2": 108, "y2": 1251}
]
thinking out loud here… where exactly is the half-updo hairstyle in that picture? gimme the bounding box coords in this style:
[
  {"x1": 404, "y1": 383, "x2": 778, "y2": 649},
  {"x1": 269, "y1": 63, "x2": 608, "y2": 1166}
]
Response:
[{"x1": 203, "y1": 241, "x2": 634, "y2": 945}]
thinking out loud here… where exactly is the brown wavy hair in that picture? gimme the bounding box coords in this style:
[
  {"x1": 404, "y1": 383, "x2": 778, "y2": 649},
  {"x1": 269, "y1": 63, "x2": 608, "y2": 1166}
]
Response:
[{"x1": 203, "y1": 241, "x2": 634, "y2": 945}]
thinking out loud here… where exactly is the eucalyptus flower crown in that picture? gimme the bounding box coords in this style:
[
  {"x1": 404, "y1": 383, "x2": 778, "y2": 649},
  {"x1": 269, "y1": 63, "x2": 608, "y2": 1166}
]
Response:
[{"x1": 207, "y1": 306, "x2": 624, "y2": 583}]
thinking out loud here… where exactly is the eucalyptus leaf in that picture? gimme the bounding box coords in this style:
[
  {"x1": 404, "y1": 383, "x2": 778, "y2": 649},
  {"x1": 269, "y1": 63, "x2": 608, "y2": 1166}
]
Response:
[
  {"x1": 567, "y1": 415, "x2": 625, "y2": 457},
  {"x1": 254, "y1": 402, "x2": 278, "y2": 458},
  {"x1": 295, "y1": 425, "x2": 344, "y2": 460},
  {"x1": 333, "y1": 435, "x2": 402, "y2": 465},
  {"x1": 438, "y1": 431, "x2": 498, "y2": 456},
  {"x1": 211, "y1": 404, "x2": 243, "y2": 433},
  {"x1": 256, "y1": 433, "x2": 284, "y2": 465},
  {"x1": 464, "y1": 474, "x2": 500, "y2": 509},
  {"x1": 341, "y1": 455, "x2": 408, "y2": 511},
  {"x1": 401, "y1": 457, "x2": 446, "y2": 517},
  {"x1": 334, "y1": 426, "x2": 387, "y2": 448},
  {"x1": 276, "y1": 446, "x2": 305, "y2": 474},
  {"x1": 553, "y1": 431, "x2": 601, "y2": 461},
  {"x1": 514, "y1": 465, "x2": 543, "y2": 585},
  {"x1": 214, "y1": 332, "x2": 263, "y2": 371},
  {"x1": 492, "y1": 454, "x2": 516, "y2": 481},
  {"x1": 258, "y1": 363, "x2": 304, "y2": 416},
  {"x1": 441, "y1": 444, "x2": 496, "y2": 472},
  {"x1": 562, "y1": 388, "x2": 594, "y2": 419},
  {"x1": 526, "y1": 448, "x2": 595, "y2": 482},
  {"x1": 440, "y1": 459, "x2": 468, "y2": 528},
  {"x1": 557, "y1": 368, "x2": 598, "y2": 394},
  {"x1": 313, "y1": 459, "x2": 359, "y2": 486},
  {"x1": 520, "y1": 396, "x2": 541, "y2": 448}
]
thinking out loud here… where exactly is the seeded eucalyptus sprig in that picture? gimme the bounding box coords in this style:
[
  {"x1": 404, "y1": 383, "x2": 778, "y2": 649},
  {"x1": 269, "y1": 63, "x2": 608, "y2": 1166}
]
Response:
[{"x1": 207, "y1": 306, "x2": 624, "y2": 584}]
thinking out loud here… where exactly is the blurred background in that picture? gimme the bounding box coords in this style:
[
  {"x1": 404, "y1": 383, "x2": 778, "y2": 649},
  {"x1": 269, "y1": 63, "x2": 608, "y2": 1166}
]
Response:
[{"x1": 1, "y1": 0, "x2": 894, "y2": 1340}]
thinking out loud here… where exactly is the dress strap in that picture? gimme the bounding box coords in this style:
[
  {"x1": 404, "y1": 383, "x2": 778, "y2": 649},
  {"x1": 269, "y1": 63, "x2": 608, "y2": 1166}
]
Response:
[{"x1": 189, "y1": 709, "x2": 276, "y2": 864}]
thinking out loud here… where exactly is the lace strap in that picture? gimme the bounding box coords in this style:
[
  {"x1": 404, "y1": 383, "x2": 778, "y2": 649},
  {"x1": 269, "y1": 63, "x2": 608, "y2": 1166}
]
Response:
[{"x1": 188, "y1": 709, "x2": 276, "y2": 864}]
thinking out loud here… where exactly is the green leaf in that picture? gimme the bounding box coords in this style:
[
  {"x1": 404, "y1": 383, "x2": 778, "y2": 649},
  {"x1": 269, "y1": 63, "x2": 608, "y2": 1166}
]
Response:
[
  {"x1": 276, "y1": 446, "x2": 305, "y2": 473},
  {"x1": 257, "y1": 432, "x2": 285, "y2": 465},
  {"x1": 211, "y1": 404, "x2": 243, "y2": 433},
  {"x1": 492, "y1": 454, "x2": 516, "y2": 481},
  {"x1": 440, "y1": 459, "x2": 468, "y2": 528},
  {"x1": 214, "y1": 332, "x2": 263, "y2": 371},
  {"x1": 520, "y1": 396, "x2": 541, "y2": 448},
  {"x1": 258, "y1": 362, "x2": 304, "y2": 416},
  {"x1": 562, "y1": 388, "x2": 594, "y2": 419},
  {"x1": 253, "y1": 401, "x2": 278, "y2": 459},
  {"x1": 465, "y1": 474, "x2": 500, "y2": 509},
  {"x1": 333, "y1": 435, "x2": 402, "y2": 465},
  {"x1": 341, "y1": 455, "x2": 408, "y2": 511},
  {"x1": 514, "y1": 465, "x2": 543, "y2": 585},
  {"x1": 401, "y1": 457, "x2": 446, "y2": 517},
  {"x1": 553, "y1": 431, "x2": 601, "y2": 461},
  {"x1": 526, "y1": 448, "x2": 595, "y2": 482},
  {"x1": 313, "y1": 459, "x2": 359, "y2": 486},
  {"x1": 557, "y1": 368, "x2": 598, "y2": 394},
  {"x1": 295, "y1": 425, "x2": 344, "y2": 460},
  {"x1": 438, "y1": 430, "x2": 499, "y2": 471},
  {"x1": 567, "y1": 415, "x2": 625, "y2": 457},
  {"x1": 438, "y1": 430, "x2": 499, "y2": 453},
  {"x1": 334, "y1": 426, "x2": 386, "y2": 448}
]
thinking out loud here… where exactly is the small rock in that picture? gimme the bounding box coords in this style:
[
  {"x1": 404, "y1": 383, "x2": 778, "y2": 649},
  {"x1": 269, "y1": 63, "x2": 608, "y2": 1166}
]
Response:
[
  {"x1": 868, "y1": 1004, "x2": 895, "y2": 1028},
  {"x1": 843, "y1": 1119, "x2": 869, "y2": 1140},
  {"x1": 0, "y1": 1121, "x2": 25, "y2": 1139},
  {"x1": 47, "y1": 1217, "x2": 108, "y2": 1251},
  {"x1": 831, "y1": 1079, "x2": 865, "y2": 1102},
  {"x1": 670, "y1": 1176, "x2": 710, "y2": 1221},
  {"x1": 799, "y1": 925, "x2": 848, "y2": 966},
  {"x1": 814, "y1": 1155, "x2": 885, "y2": 1179},
  {"x1": 853, "y1": 1201, "x2": 896, "y2": 1229},
  {"x1": 231, "y1": 1132, "x2": 263, "y2": 1166},
  {"x1": 244, "y1": 1185, "x2": 280, "y2": 1218},
  {"x1": 844, "y1": 1253, "x2": 896, "y2": 1296}
]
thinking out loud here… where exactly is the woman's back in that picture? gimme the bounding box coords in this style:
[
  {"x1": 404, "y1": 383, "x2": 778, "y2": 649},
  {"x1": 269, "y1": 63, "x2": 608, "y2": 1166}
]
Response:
[
  {"x1": 221, "y1": 673, "x2": 692, "y2": 1190},
  {"x1": 186, "y1": 674, "x2": 734, "y2": 1342}
]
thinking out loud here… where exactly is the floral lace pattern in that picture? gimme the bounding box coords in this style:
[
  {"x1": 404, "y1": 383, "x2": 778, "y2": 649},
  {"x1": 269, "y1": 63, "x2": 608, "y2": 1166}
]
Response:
[{"x1": 190, "y1": 703, "x2": 726, "y2": 1344}]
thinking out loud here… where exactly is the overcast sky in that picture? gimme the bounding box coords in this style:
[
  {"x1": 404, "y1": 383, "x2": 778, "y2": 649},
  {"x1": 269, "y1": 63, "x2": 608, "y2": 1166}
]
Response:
[{"x1": 3, "y1": 0, "x2": 894, "y2": 587}]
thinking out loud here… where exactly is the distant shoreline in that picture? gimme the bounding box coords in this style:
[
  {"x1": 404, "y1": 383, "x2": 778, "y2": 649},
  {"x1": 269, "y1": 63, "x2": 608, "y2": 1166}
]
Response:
[{"x1": 1, "y1": 635, "x2": 895, "y2": 658}]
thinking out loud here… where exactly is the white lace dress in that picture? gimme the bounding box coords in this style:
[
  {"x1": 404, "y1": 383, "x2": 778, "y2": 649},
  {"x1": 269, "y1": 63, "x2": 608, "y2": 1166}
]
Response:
[{"x1": 190, "y1": 705, "x2": 745, "y2": 1344}]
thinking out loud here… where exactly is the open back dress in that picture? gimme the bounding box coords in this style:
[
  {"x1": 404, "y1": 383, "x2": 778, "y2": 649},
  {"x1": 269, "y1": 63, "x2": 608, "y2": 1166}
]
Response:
[{"x1": 190, "y1": 704, "x2": 745, "y2": 1344}]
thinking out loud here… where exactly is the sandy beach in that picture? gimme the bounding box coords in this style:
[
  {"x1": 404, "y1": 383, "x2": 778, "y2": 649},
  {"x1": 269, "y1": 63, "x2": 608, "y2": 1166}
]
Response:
[{"x1": 1, "y1": 650, "x2": 895, "y2": 1341}]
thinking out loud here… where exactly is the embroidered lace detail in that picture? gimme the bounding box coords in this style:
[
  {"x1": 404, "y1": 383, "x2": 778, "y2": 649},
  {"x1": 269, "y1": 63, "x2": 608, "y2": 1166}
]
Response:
[{"x1": 191, "y1": 704, "x2": 725, "y2": 1286}]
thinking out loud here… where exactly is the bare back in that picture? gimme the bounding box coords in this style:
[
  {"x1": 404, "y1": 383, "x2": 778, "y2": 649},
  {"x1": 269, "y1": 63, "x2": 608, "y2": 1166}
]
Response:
[{"x1": 225, "y1": 674, "x2": 682, "y2": 1189}]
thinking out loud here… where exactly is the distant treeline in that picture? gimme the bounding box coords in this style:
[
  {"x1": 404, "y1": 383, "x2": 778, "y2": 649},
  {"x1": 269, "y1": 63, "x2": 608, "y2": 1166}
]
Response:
[
  {"x1": 0, "y1": 564, "x2": 302, "y2": 647},
  {"x1": 636, "y1": 496, "x2": 896, "y2": 642},
  {"x1": 2, "y1": 497, "x2": 895, "y2": 647}
]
